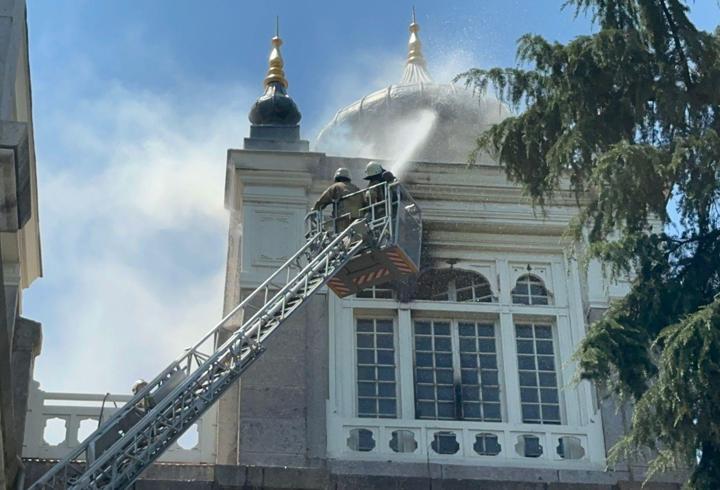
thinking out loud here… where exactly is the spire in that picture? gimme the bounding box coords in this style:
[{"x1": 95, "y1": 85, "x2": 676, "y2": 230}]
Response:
[
  {"x1": 401, "y1": 7, "x2": 432, "y2": 83},
  {"x1": 246, "y1": 19, "x2": 308, "y2": 151},
  {"x1": 263, "y1": 16, "x2": 288, "y2": 88}
]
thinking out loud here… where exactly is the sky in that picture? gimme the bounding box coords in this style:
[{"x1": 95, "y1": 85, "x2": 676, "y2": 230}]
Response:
[{"x1": 23, "y1": 1, "x2": 720, "y2": 395}]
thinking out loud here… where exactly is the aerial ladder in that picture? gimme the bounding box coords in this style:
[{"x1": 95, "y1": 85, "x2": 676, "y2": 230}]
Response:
[{"x1": 28, "y1": 182, "x2": 422, "y2": 490}]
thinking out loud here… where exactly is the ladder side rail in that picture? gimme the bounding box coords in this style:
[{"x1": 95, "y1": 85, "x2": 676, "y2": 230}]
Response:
[
  {"x1": 72, "y1": 227, "x2": 368, "y2": 489},
  {"x1": 69, "y1": 222, "x2": 366, "y2": 488},
  {"x1": 29, "y1": 231, "x2": 328, "y2": 489}
]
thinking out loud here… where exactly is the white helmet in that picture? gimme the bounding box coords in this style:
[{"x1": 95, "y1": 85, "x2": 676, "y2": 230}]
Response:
[
  {"x1": 131, "y1": 379, "x2": 147, "y2": 395},
  {"x1": 364, "y1": 161, "x2": 383, "y2": 180},
  {"x1": 334, "y1": 167, "x2": 351, "y2": 181}
]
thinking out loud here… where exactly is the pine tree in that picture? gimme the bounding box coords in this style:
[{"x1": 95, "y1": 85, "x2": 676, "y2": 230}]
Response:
[{"x1": 459, "y1": 1, "x2": 720, "y2": 487}]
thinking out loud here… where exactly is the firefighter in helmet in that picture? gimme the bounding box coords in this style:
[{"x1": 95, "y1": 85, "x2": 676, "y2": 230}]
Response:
[
  {"x1": 313, "y1": 167, "x2": 364, "y2": 232},
  {"x1": 363, "y1": 161, "x2": 397, "y2": 220}
]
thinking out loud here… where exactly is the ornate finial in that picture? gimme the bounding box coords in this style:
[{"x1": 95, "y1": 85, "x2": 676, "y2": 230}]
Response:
[
  {"x1": 264, "y1": 19, "x2": 288, "y2": 88},
  {"x1": 407, "y1": 8, "x2": 425, "y2": 68},
  {"x1": 401, "y1": 8, "x2": 432, "y2": 83}
]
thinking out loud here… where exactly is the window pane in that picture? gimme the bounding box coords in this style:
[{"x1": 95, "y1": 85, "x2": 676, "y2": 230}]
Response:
[
  {"x1": 377, "y1": 350, "x2": 394, "y2": 365},
  {"x1": 356, "y1": 319, "x2": 374, "y2": 332},
  {"x1": 536, "y1": 340, "x2": 554, "y2": 355},
  {"x1": 478, "y1": 339, "x2": 496, "y2": 353},
  {"x1": 415, "y1": 336, "x2": 432, "y2": 350},
  {"x1": 517, "y1": 340, "x2": 534, "y2": 354},
  {"x1": 416, "y1": 385, "x2": 434, "y2": 400},
  {"x1": 378, "y1": 382, "x2": 396, "y2": 397},
  {"x1": 462, "y1": 386, "x2": 480, "y2": 401},
  {"x1": 540, "y1": 388, "x2": 559, "y2": 404},
  {"x1": 483, "y1": 403, "x2": 502, "y2": 421},
  {"x1": 456, "y1": 288, "x2": 473, "y2": 302},
  {"x1": 437, "y1": 402, "x2": 455, "y2": 419},
  {"x1": 541, "y1": 404, "x2": 561, "y2": 423},
  {"x1": 481, "y1": 387, "x2": 500, "y2": 402},
  {"x1": 481, "y1": 370, "x2": 498, "y2": 385},
  {"x1": 522, "y1": 404, "x2": 540, "y2": 422},
  {"x1": 435, "y1": 353, "x2": 453, "y2": 368},
  {"x1": 356, "y1": 319, "x2": 397, "y2": 418},
  {"x1": 359, "y1": 382, "x2": 376, "y2": 397},
  {"x1": 357, "y1": 333, "x2": 373, "y2": 348},
  {"x1": 519, "y1": 371, "x2": 537, "y2": 387},
  {"x1": 459, "y1": 323, "x2": 475, "y2": 336},
  {"x1": 460, "y1": 354, "x2": 477, "y2": 368},
  {"x1": 463, "y1": 403, "x2": 481, "y2": 419},
  {"x1": 479, "y1": 355, "x2": 497, "y2": 369},
  {"x1": 378, "y1": 399, "x2": 397, "y2": 417},
  {"x1": 520, "y1": 387, "x2": 539, "y2": 403},
  {"x1": 414, "y1": 321, "x2": 431, "y2": 335},
  {"x1": 459, "y1": 338, "x2": 476, "y2": 352},
  {"x1": 434, "y1": 337, "x2": 452, "y2": 351},
  {"x1": 416, "y1": 368, "x2": 434, "y2": 383},
  {"x1": 357, "y1": 349, "x2": 374, "y2": 364},
  {"x1": 537, "y1": 356, "x2": 555, "y2": 371},
  {"x1": 461, "y1": 369, "x2": 478, "y2": 384},
  {"x1": 376, "y1": 334, "x2": 394, "y2": 349},
  {"x1": 435, "y1": 369, "x2": 454, "y2": 384},
  {"x1": 518, "y1": 355, "x2": 536, "y2": 370},
  {"x1": 477, "y1": 324, "x2": 494, "y2": 337}
]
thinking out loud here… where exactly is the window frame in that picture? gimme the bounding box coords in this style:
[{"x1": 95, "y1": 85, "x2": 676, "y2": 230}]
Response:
[
  {"x1": 511, "y1": 274, "x2": 553, "y2": 306},
  {"x1": 514, "y1": 321, "x2": 564, "y2": 425},
  {"x1": 411, "y1": 316, "x2": 505, "y2": 423},
  {"x1": 353, "y1": 315, "x2": 400, "y2": 419}
]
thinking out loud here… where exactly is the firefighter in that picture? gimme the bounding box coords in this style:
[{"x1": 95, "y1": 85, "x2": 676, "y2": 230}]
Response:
[
  {"x1": 363, "y1": 161, "x2": 397, "y2": 220},
  {"x1": 313, "y1": 167, "x2": 364, "y2": 232}
]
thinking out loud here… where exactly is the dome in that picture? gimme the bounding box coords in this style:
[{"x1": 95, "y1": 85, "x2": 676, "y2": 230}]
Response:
[
  {"x1": 249, "y1": 83, "x2": 302, "y2": 126},
  {"x1": 315, "y1": 16, "x2": 511, "y2": 164},
  {"x1": 315, "y1": 82, "x2": 509, "y2": 163}
]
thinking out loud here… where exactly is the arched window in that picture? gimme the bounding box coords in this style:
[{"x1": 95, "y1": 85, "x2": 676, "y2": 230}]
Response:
[
  {"x1": 511, "y1": 275, "x2": 551, "y2": 305},
  {"x1": 414, "y1": 269, "x2": 494, "y2": 303}
]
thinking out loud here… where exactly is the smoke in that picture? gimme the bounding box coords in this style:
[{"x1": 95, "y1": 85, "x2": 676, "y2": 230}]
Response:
[{"x1": 386, "y1": 109, "x2": 438, "y2": 180}]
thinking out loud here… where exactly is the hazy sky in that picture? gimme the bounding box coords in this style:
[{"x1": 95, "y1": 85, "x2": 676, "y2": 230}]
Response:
[{"x1": 23, "y1": 1, "x2": 720, "y2": 394}]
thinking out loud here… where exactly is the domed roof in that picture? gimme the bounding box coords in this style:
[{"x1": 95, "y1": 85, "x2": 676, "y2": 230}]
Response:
[{"x1": 315, "y1": 16, "x2": 510, "y2": 163}]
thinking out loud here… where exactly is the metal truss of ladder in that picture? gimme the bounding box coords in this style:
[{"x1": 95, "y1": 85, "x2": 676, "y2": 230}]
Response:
[{"x1": 29, "y1": 219, "x2": 370, "y2": 490}]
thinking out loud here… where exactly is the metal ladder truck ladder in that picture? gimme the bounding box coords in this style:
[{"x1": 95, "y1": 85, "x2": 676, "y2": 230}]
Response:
[{"x1": 29, "y1": 217, "x2": 370, "y2": 490}]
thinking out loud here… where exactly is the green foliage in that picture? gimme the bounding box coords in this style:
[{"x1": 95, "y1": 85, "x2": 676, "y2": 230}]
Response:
[{"x1": 459, "y1": 1, "x2": 720, "y2": 487}]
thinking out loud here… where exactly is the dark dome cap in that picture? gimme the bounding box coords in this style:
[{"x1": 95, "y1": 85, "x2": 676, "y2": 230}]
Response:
[{"x1": 249, "y1": 83, "x2": 302, "y2": 126}]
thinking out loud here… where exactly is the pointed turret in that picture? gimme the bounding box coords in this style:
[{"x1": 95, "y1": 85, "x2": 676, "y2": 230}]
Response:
[
  {"x1": 401, "y1": 8, "x2": 432, "y2": 84},
  {"x1": 246, "y1": 19, "x2": 308, "y2": 151}
]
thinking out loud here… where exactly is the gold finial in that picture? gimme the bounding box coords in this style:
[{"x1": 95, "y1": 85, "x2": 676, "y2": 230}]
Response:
[
  {"x1": 263, "y1": 18, "x2": 288, "y2": 88},
  {"x1": 401, "y1": 8, "x2": 432, "y2": 83},
  {"x1": 407, "y1": 7, "x2": 425, "y2": 67}
]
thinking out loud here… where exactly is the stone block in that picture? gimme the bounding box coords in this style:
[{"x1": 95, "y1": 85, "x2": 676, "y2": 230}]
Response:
[
  {"x1": 239, "y1": 418, "x2": 306, "y2": 455},
  {"x1": 240, "y1": 386, "x2": 305, "y2": 419}
]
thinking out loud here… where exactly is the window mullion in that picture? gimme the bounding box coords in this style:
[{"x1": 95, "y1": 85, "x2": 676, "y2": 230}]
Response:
[
  {"x1": 499, "y1": 312, "x2": 522, "y2": 424},
  {"x1": 397, "y1": 309, "x2": 415, "y2": 419},
  {"x1": 450, "y1": 319, "x2": 462, "y2": 420}
]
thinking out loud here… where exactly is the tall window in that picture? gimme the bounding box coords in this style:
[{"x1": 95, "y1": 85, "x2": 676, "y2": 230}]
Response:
[
  {"x1": 413, "y1": 319, "x2": 501, "y2": 421},
  {"x1": 515, "y1": 323, "x2": 561, "y2": 424},
  {"x1": 356, "y1": 318, "x2": 397, "y2": 418},
  {"x1": 511, "y1": 274, "x2": 551, "y2": 305},
  {"x1": 414, "y1": 269, "x2": 495, "y2": 302}
]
